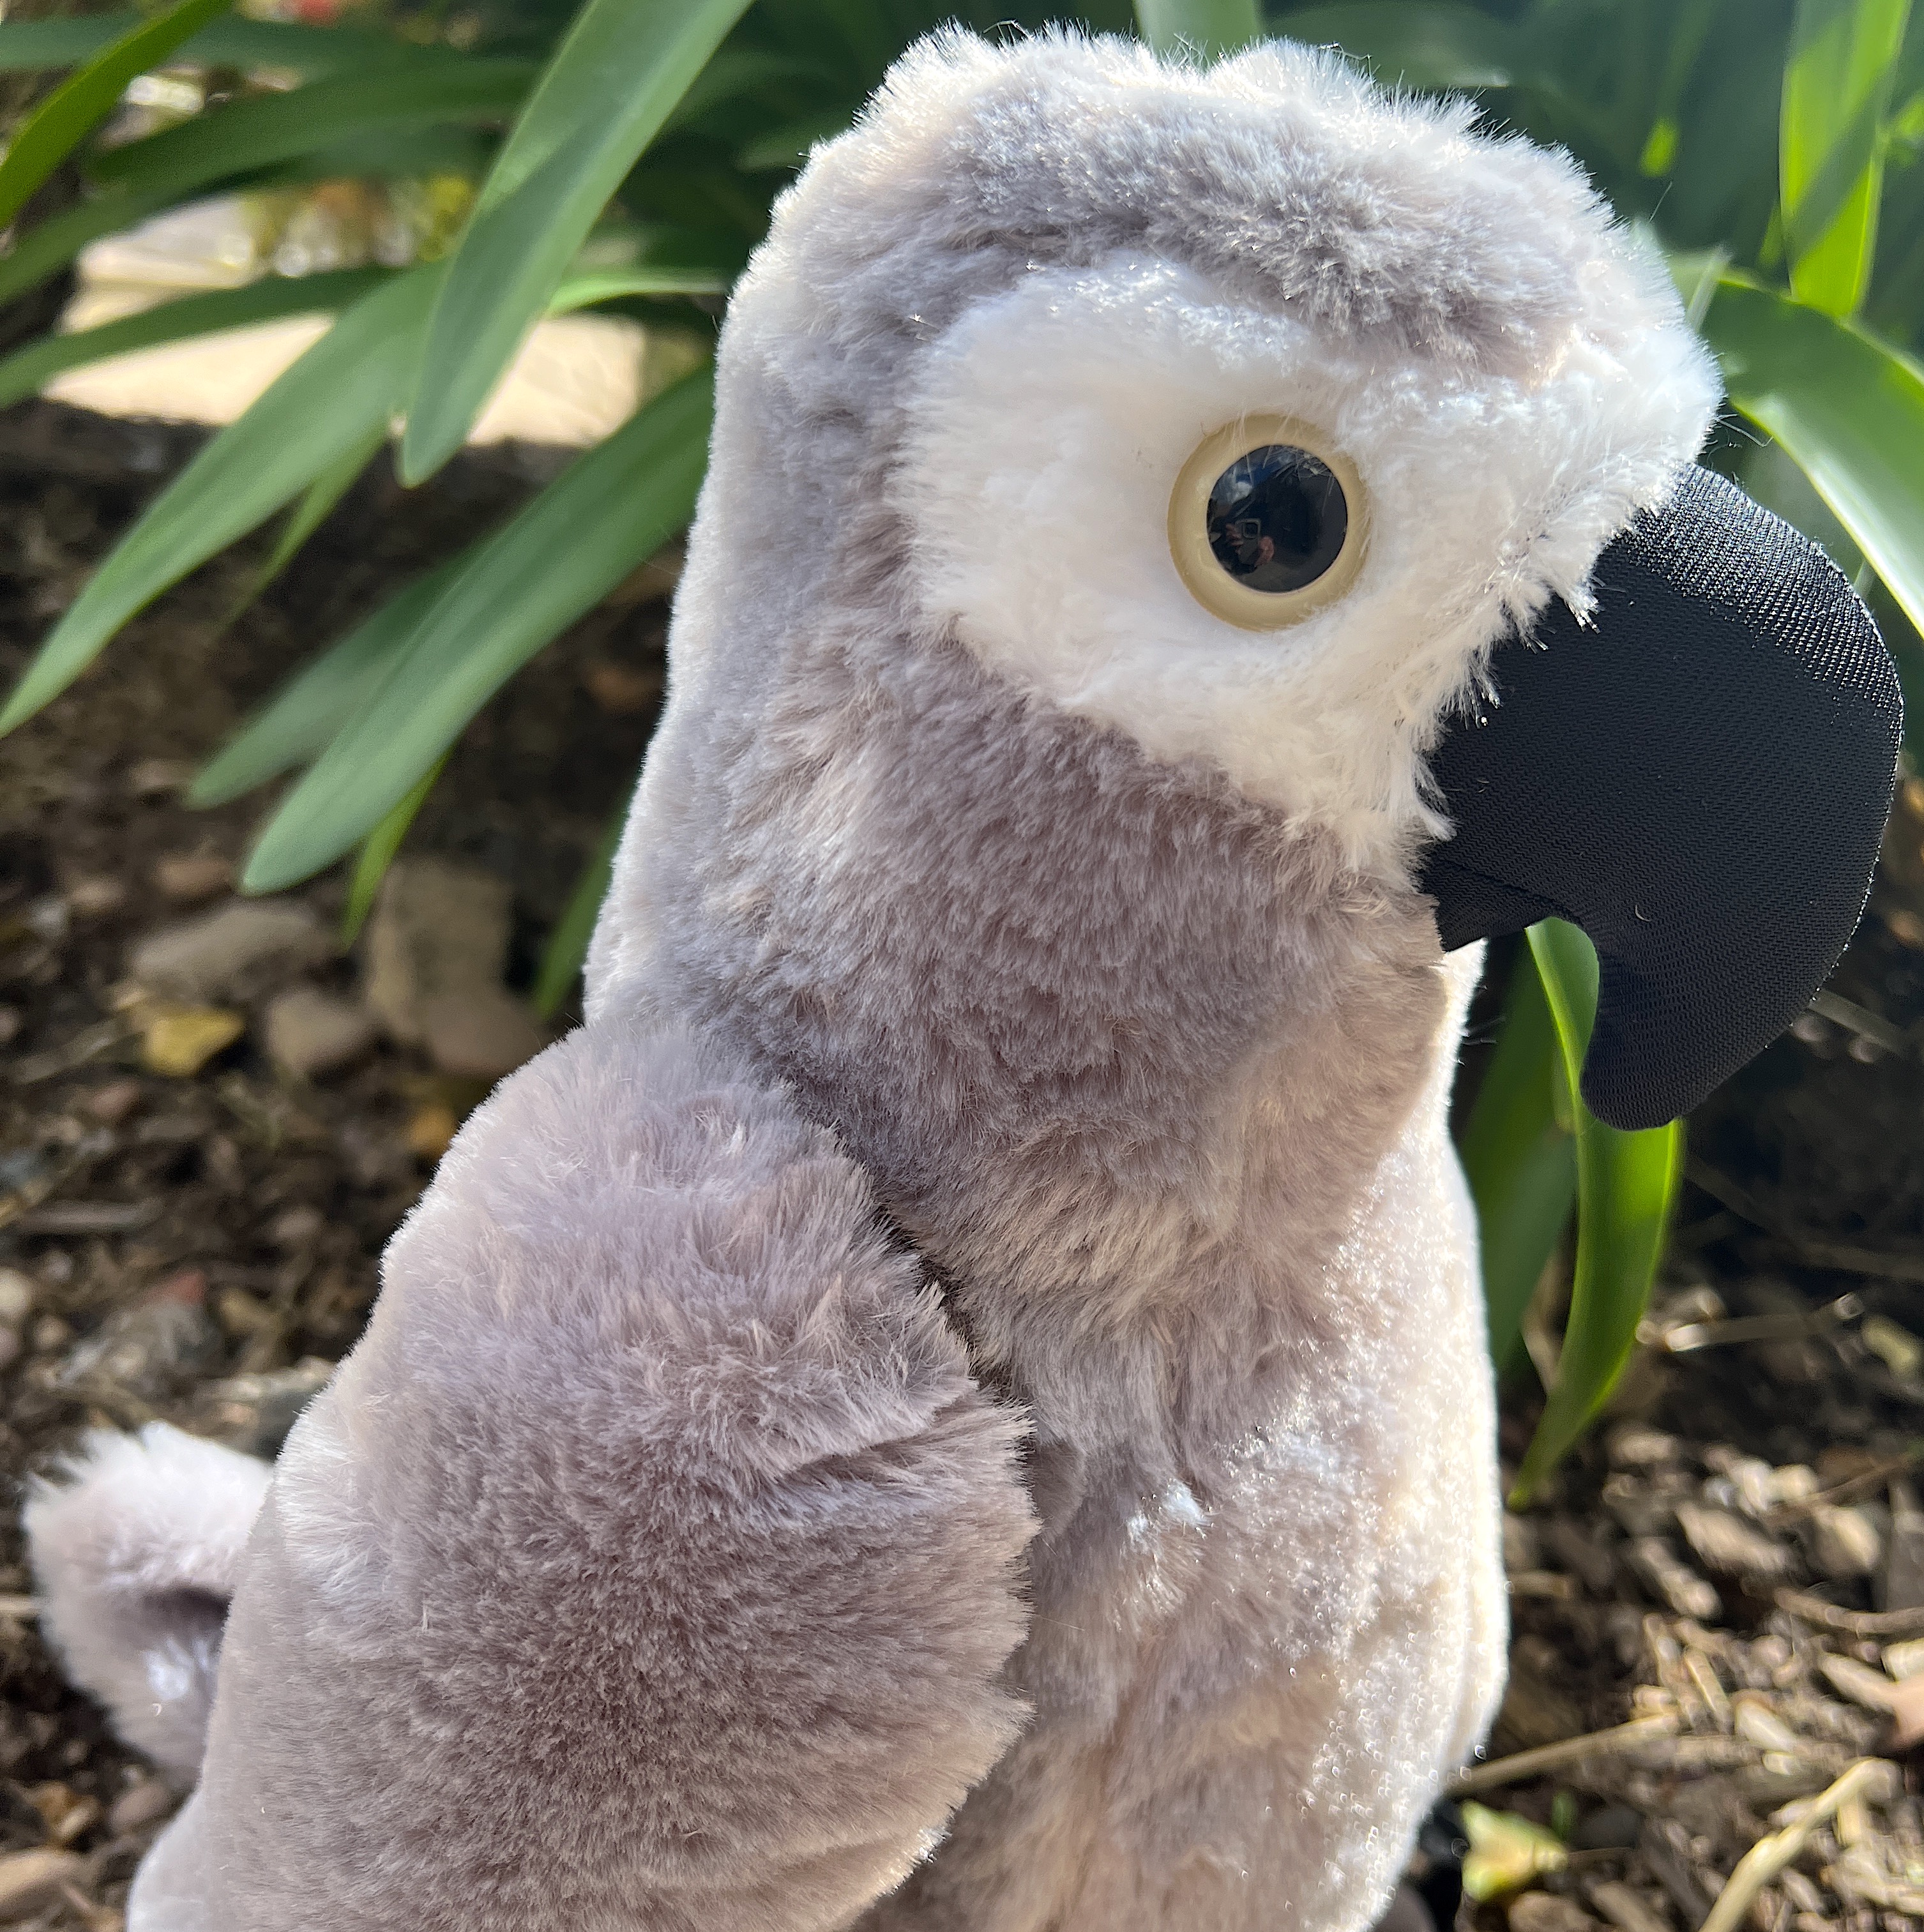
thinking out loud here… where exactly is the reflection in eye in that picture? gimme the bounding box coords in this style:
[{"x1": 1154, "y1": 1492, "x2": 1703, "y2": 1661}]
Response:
[{"x1": 1206, "y1": 445, "x2": 1349, "y2": 594}]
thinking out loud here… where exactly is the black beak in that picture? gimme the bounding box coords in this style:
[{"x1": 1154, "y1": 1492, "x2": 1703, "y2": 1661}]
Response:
[{"x1": 1419, "y1": 464, "x2": 1902, "y2": 1131}]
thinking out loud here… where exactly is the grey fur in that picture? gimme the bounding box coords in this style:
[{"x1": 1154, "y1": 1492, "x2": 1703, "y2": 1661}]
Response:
[{"x1": 21, "y1": 27, "x2": 1705, "y2": 1928}]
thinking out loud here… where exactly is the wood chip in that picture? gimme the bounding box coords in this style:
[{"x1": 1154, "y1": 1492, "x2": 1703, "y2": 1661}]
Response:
[
  {"x1": 0, "y1": 1848, "x2": 86, "y2": 1919},
  {"x1": 1778, "y1": 1589, "x2": 1924, "y2": 1638},
  {"x1": 1701, "y1": 1760, "x2": 1890, "y2": 1932},
  {"x1": 1450, "y1": 1714, "x2": 1682, "y2": 1795},
  {"x1": 1586, "y1": 1880, "x2": 1674, "y2": 1932}
]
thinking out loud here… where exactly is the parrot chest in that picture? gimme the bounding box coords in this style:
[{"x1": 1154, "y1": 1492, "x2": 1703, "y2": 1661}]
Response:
[{"x1": 867, "y1": 1105, "x2": 1506, "y2": 1932}]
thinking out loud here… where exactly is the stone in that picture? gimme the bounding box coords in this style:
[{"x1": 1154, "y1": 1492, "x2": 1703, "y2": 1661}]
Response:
[
  {"x1": 64, "y1": 875, "x2": 126, "y2": 918},
  {"x1": 1809, "y1": 1503, "x2": 1884, "y2": 1580},
  {"x1": 82, "y1": 1078, "x2": 143, "y2": 1126},
  {"x1": 128, "y1": 899, "x2": 328, "y2": 1002},
  {"x1": 0, "y1": 1268, "x2": 34, "y2": 1329},
  {"x1": 195, "y1": 1357, "x2": 333, "y2": 1457},
  {"x1": 153, "y1": 851, "x2": 234, "y2": 905},
  {"x1": 1626, "y1": 1536, "x2": 1721, "y2": 1619},
  {"x1": 364, "y1": 859, "x2": 546, "y2": 1078},
  {"x1": 126, "y1": 757, "x2": 192, "y2": 797},
  {"x1": 1674, "y1": 1502, "x2": 1793, "y2": 1580},
  {"x1": 1508, "y1": 1893, "x2": 1599, "y2": 1932},
  {"x1": 262, "y1": 986, "x2": 377, "y2": 1078},
  {"x1": 0, "y1": 1847, "x2": 86, "y2": 1918},
  {"x1": 1605, "y1": 1422, "x2": 1682, "y2": 1471},
  {"x1": 421, "y1": 988, "x2": 545, "y2": 1082},
  {"x1": 1881, "y1": 1479, "x2": 1924, "y2": 1612},
  {"x1": 107, "y1": 1774, "x2": 178, "y2": 1835}
]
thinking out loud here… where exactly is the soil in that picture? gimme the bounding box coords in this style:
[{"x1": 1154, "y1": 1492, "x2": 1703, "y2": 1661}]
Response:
[{"x1": 3, "y1": 398, "x2": 1924, "y2": 1932}]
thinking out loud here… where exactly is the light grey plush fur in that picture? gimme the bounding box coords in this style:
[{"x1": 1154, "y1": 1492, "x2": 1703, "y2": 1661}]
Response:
[{"x1": 23, "y1": 27, "x2": 1711, "y2": 1931}]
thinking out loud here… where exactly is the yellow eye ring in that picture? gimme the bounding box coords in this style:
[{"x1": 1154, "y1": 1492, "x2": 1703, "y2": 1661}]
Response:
[{"x1": 1167, "y1": 414, "x2": 1370, "y2": 631}]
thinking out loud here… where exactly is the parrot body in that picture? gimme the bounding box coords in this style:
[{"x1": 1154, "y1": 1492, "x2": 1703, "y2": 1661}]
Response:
[{"x1": 24, "y1": 29, "x2": 1900, "y2": 1932}]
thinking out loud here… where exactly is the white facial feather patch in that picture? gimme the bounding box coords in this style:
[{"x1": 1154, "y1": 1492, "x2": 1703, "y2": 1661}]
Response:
[{"x1": 894, "y1": 247, "x2": 1719, "y2": 876}]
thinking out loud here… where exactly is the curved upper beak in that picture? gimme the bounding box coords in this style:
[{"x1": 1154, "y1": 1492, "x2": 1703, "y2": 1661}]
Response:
[{"x1": 1418, "y1": 464, "x2": 1902, "y2": 1131}]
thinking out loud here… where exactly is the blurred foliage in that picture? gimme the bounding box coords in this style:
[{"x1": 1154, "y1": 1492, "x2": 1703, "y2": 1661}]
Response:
[{"x1": 1, "y1": 0, "x2": 1920, "y2": 1482}]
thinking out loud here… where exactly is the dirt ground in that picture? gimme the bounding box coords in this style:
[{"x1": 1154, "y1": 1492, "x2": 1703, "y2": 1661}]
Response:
[{"x1": 4, "y1": 399, "x2": 1924, "y2": 1932}]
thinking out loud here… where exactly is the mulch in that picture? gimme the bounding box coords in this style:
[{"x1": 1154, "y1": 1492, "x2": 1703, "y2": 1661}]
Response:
[{"x1": 4, "y1": 398, "x2": 1924, "y2": 1932}]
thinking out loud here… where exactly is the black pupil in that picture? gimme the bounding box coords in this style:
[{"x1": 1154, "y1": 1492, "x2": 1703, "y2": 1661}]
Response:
[{"x1": 1205, "y1": 444, "x2": 1348, "y2": 594}]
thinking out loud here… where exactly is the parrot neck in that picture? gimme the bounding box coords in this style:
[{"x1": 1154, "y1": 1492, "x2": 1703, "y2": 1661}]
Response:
[{"x1": 597, "y1": 632, "x2": 1469, "y2": 1448}]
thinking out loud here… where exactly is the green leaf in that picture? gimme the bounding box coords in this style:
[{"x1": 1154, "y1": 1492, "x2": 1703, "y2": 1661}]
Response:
[
  {"x1": 86, "y1": 58, "x2": 534, "y2": 202},
  {"x1": 338, "y1": 752, "x2": 446, "y2": 940},
  {"x1": 189, "y1": 554, "x2": 471, "y2": 805},
  {"x1": 0, "y1": 264, "x2": 441, "y2": 735},
  {"x1": 547, "y1": 228, "x2": 746, "y2": 312},
  {"x1": 0, "y1": 268, "x2": 390, "y2": 412},
  {"x1": 1782, "y1": 0, "x2": 1913, "y2": 314},
  {"x1": 1511, "y1": 920, "x2": 1682, "y2": 1504},
  {"x1": 1135, "y1": 0, "x2": 1263, "y2": 58},
  {"x1": 0, "y1": 0, "x2": 234, "y2": 233},
  {"x1": 532, "y1": 799, "x2": 627, "y2": 1018},
  {"x1": 0, "y1": 14, "x2": 471, "y2": 76},
  {"x1": 1273, "y1": 2, "x2": 1528, "y2": 89},
  {"x1": 399, "y1": 0, "x2": 752, "y2": 483},
  {"x1": 1702, "y1": 273, "x2": 1924, "y2": 637},
  {"x1": 223, "y1": 421, "x2": 388, "y2": 627},
  {"x1": 1458, "y1": 947, "x2": 1577, "y2": 1375},
  {"x1": 245, "y1": 363, "x2": 715, "y2": 889}
]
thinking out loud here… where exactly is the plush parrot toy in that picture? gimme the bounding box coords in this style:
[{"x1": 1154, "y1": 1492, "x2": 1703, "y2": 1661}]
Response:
[{"x1": 26, "y1": 28, "x2": 1900, "y2": 1932}]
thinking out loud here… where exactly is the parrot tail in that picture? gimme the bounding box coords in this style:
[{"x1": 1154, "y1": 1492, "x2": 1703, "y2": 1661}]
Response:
[{"x1": 24, "y1": 1421, "x2": 273, "y2": 1783}]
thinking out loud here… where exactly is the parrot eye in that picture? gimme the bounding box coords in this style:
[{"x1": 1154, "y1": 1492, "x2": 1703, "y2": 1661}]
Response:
[{"x1": 1169, "y1": 414, "x2": 1369, "y2": 630}]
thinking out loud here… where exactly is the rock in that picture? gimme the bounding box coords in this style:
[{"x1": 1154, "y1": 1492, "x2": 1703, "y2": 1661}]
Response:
[
  {"x1": 582, "y1": 659, "x2": 662, "y2": 715},
  {"x1": 421, "y1": 990, "x2": 545, "y2": 1081},
  {"x1": 195, "y1": 1357, "x2": 333, "y2": 1457},
  {"x1": 0, "y1": 1846, "x2": 86, "y2": 1918},
  {"x1": 0, "y1": 1268, "x2": 34, "y2": 1329},
  {"x1": 1882, "y1": 1479, "x2": 1924, "y2": 1612},
  {"x1": 126, "y1": 757, "x2": 193, "y2": 797},
  {"x1": 1503, "y1": 1513, "x2": 1541, "y2": 1573},
  {"x1": 107, "y1": 1774, "x2": 178, "y2": 1835},
  {"x1": 364, "y1": 859, "x2": 545, "y2": 1078},
  {"x1": 266, "y1": 1204, "x2": 324, "y2": 1249},
  {"x1": 1626, "y1": 1537, "x2": 1721, "y2": 1619},
  {"x1": 1808, "y1": 1504, "x2": 1884, "y2": 1580},
  {"x1": 128, "y1": 899, "x2": 328, "y2": 1002},
  {"x1": 82, "y1": 1077, "x2": 144, "y2": 1126},
  {"x1": 1674, "y1": 1502, "x2": 1793, "y2": 1580},
  {"x1": 59, "y1": 1272, "x2": 221, "y2": 1404},
  {"x1": 137, "y1": 1002, "x2": 245, "y2": 1078},
  {"x1": 153, "y1": 851, "x2": 234, "y2": 905},
  {"x1": 64, "y1": 875, "x2": 126, "y2": 919},
  {"x1": 1508, "y1": 1893, "x2": 1599, "y2": 1932},
  {"x1": 262, "y1": 986, "x2": 376, "y2": 1078},
  {"x1": 1606, "y1": 1423, "x2": 1682, "y2": 1471},
  {"x1": 1584, "y1": 1881, "x2": 1671, "y2": 1932}
]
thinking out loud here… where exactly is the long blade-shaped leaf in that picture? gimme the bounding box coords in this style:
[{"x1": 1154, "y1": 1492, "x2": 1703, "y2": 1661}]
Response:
[
  {"x1": 399, "y1": 0, "x2": 750, "y2": 482},
  {"x1": 0, "y1": 265, "x2": 441, "y2": 734},
  {"x1": 1135, "y1": 0, "x2": 1263, "y2": 57},
  {"x1": 223, "y1": 422, "x2": 388, "y2": 627},
  {"x1": 245, "y1": 364, "x2": 715, "y2": 888},
  {"x1": 1782, "y1": 0, "x2": 1913, "y2": 314},
  {"x1": 1512, "y1": 920, "x2": 1682, "y2": 1503},
  {"x1": 0, "y1": 15, "x2": 471, "y2": 76},
  {"x1": 0, "y1": 268, "x2": 390, "y2": 411},
  {"x1": 533, "y1": 799, "x2": 627, "y2": 1018},
  {"x1": 86, "y1": 59, "x2": 533, "y2": 204},
  {"x1": 340, "y1": 752, "x2": 446, "y2": 942},
  {"x1": 190, "y1": 554, "x2": 471, "y2": 805},
  {"x1": 1458, "y1": 948, "x2": 1577, "y2": 1373},
  {"x1": 0, "y1": 0, "x2": 234, "y2": 232},
  {"x1": 1702, "y1": 273, "x2": 1924, "y2": 635}
]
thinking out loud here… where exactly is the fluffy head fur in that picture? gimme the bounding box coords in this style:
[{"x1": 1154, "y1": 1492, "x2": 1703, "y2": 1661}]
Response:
[{"x1": 617, "y1": 27, "x2": 1718, "y2": 880}]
